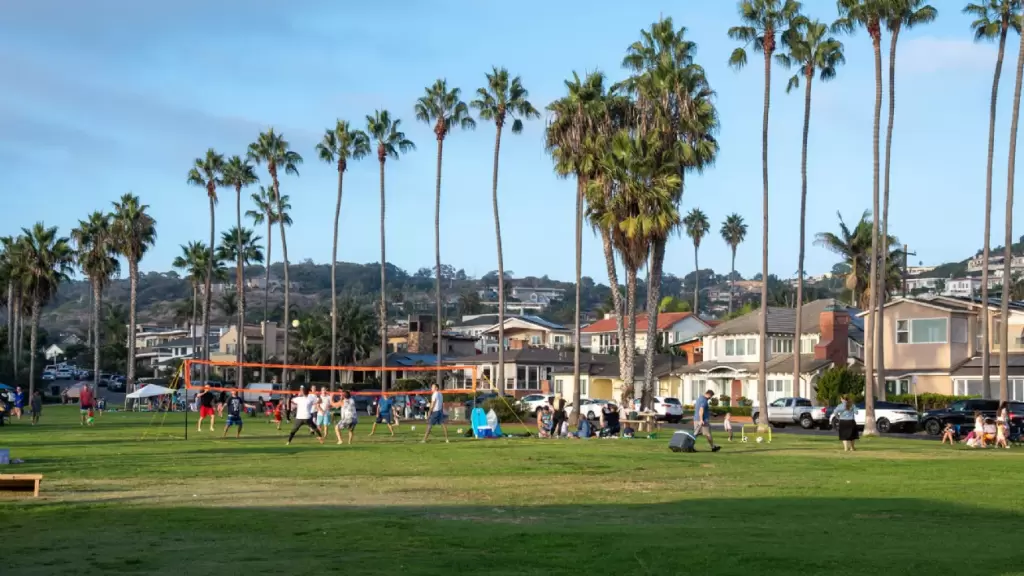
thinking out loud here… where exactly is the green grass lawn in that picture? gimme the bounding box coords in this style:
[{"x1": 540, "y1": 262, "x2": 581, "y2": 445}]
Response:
[{"x1": 2, "y1": 406, "x2": 1023, "y2": 575}]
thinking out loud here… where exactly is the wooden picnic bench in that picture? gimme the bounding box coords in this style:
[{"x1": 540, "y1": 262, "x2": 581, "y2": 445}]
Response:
[
  {"x1": 0, "y1": 474, "x2": 42, "y2": 497},
  {"x1": 621, "y1": 418, "x2": 662, "y2": 434}
]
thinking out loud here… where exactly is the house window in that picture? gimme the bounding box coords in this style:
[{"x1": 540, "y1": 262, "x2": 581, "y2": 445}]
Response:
[
  {"x1": 896, "y1": 320, "x2": 909, "y2": 343},
  {"x1": 553, "y1": 335, "x2": 565, "y2": 345},
  {"x1": 766, "y1": 378, "x2": 792, "y2": 401},
  {"x1": 885, "y1": 379, "x2": 910, "y2": 395},
  {"x1": 691, "y1": 379, "x2": 706, "y2": 402},
  {"x1": 952, "y1": 318, "x2": 967, "y2": 344},
  {"x1": 527, "y1": 366, "x2": 539, "y2": 390},
  {"x1": 747, "y1": 338, "x2": 757, "y2": 355},
  {"x1": 725, "y1": 340, "x2": 735, "y2": 356},
  {"x1": 226, "y1": 344, "x2": 236, "y2": 354},
  {"x1": 580, "y1": 378, "x2": 589, "y2": 397},
  {"x1": 771, "y1": 338, "x2": 793, "y2": 355},
  {"x1": 954, "y1": 379, "x2": 983, "y2": 397},
  {"x1": 530, "y1": 335, "x2": 541, "y2": 346},
  {"x1": 910, "y1": 318, "x2": 948, "y2": 344},
  {"x1": 482, "y1": 367, "x2": 492, "y2": 390},
  {"x1": 516, "y1": 366, "x2": 526, "y2": 389},
  {"x1": 554, "y1": 378, "x2": 564, "y2": 394}
]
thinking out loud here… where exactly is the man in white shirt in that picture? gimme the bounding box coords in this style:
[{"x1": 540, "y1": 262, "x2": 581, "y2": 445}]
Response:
[
  {"x1": 286, "y1": 386, "x2": 324, "y2": 445},
  {"x1": 421, "y1": 383, "x2": 449, "y2": 443}
]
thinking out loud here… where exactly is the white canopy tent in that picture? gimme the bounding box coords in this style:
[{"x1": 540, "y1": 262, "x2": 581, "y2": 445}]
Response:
[{"x1": 126, "y1": 384, "x2": 175, "y2": 411}]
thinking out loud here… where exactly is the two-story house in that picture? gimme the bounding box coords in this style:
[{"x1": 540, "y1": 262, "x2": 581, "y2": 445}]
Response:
[
  {"x1": 478, "y1": 316, "x2": 572, "y2": 352},
  {"x1": 675, "y1": 299, "x2": 863, "y2": 405},
  {"x1": 866, "y1": 295, "x2": 1024, "y2": 400},
  {"x1": 582, "y1": 312, "x2": 711, "y2": 355}
]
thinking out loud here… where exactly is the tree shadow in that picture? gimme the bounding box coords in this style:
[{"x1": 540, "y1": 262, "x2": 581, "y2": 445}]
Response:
[{"x1": 3, "y1": 497, "x2": 1022, "y2": 575}]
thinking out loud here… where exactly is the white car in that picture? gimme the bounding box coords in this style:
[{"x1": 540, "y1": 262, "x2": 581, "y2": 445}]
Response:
[
  {"x1": 518, "y1": 394, "x2": 554, "y2": 415},
  {"x1": 830, "y1": 401, "x2": 919, "y2": 433},
  {"x1": 55, "y1": 369, "x2": 72, "y2": 379},
  {"x1": 566, "y1": 399, "x2": 610, "y2": 420},
  {"x1": 41, "y1": 371, "x2": 56, "y2": 381},
  {"x1": 652, "y1": 396, "x2": 684, "y2": 423}
]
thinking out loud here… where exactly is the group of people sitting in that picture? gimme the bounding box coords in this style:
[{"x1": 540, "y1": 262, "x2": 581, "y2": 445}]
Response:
[
  {"x1": 535, "y1": 396, "x2": 630, "y2": 439},
  {"x1": 941, "y1": 402, "x2": 1014, "y2": 449}
]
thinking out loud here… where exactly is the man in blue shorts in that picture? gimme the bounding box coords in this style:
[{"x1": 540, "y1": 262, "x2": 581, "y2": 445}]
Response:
[
  {"x1": 369, "y1": 394, "x2": 396, "y2": 437},
  {"x1": 421, "y1": 383, "x2": 449, "y2": 443},
  {"x1": 222, "y1": 390, "x2": 245, "y2": 439},
  {"x1": 694, "y1": 389, "x2": 721, "y2": 452}
]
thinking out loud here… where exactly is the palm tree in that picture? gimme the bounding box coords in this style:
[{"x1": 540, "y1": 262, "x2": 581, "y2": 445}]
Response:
[
  {"x1": 729, "y1": 0, "x2": 801, "y2": 430},
  {"x1": 967, "y1": 0, "x2": 1022, "y2": 400},
  {"x1": 1001, "y1": 5, "x2": 1024, "y2": 403},
  {"x1": 815, "y1": 211, "x2": 902, "y2": 307},
  {"x1": 721, "y1": 214, "x2": 748, "y2": 315},
  {"x1": 416, "y1": 80, "x2": 476, "y2": 388},
  {"x1": 248, "y1": 130, "x2": 302, "y2": 383},
  {"x1": 366, "y1": 110, "x2": 415, "y2": 392},
  {"x1": 111, "y1": 193, "x2": 157, "y2": 392},
  {"x1": 777, "y1": 16, "x2": 845, "y2": 396},
  {"x1": 20, "y1": 223, "x2": 74, "y2": 398},
  {"x1": 186, "y1": 148, "x2": 225, "y2": 383},
  {"x1": 217, "y1": 226, "x2": 264, "y2": 360},
  {"x1": 71, "y1": 211, "x2": 120, "y2": 396},
  {"x1": 246, "y1": 186, "x2": 288, "y2": 381},
  {"x1": 173, "y1": 241, "x2": 209, "y2": 371},
  {"x1": 316, "y1": 120, "x2": 370, "y2": 389},
  {"x1": 684, "y1": 208, "x2": 711, "y2": 313},
  {"x1": 0, "y1": 236, "x2": 19, "y2": 370},
  {"x1": 221, "y1": 155, "x2": 259, "y2": 386},
  {"x1": 471, "y1": 67, "x2": 540, "y2": 395}
]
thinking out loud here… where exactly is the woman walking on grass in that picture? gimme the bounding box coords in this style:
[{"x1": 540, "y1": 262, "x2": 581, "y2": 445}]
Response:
[{"x1": 835, "y1": 395, "x2": 858, "y2": 452}]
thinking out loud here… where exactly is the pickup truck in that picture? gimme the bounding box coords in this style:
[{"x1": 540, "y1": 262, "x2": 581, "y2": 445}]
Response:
[{"x1": 752, "y1": 397, "x2": 830, "y2": 430}]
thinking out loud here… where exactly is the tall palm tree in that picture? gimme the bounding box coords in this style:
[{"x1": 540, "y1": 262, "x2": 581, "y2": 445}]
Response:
[
  {"x1": 1, "y1": 235, "x2": 27, "y2": 378},
  {"x1": 186, "y1": 149, "x2": 225, "y2": 383},
  {"x1": 221, "y1": 155, "x2": 259, "y2": 386},
  {"x1": 835, "y1": 0, "x2": 891, "y2": 434},
  {"x1": 416, "y1": 80, "x2": 476, "y2": 388},
  {"x1": 366, "y1": 110, "x2": 415, "y2": 391},
  {"x1": 875, "y1": 1, "x2": 937, "y2": 399},
  {"x1": 173, "y1": 241, "x2": 210, "y2": 371},
  {"x1": 0, "y1": 236, "x2": 18, "y2": 365},
  {"x1": 816, "y1": 211, "x2": 872, "y2": 307},
  {"x1": 966, "y1": 0, "x2": 1022, "y2": 399},
  {"x1": 111, "y1": 193, "x2": 157, "y2": 392},
  {"x1": 471, "y1": 67, "x2": 540, "y2": 395},
  {"x1": 721, "y1": 214, "x2": 749, "y2": 316},
  {"x1": 317, "y1": 120, "x2": 370, "y2": 389},
  {"x1": 1001, "y1": 6, "x2": 1024, "y2": 403},
  {"x1": 546, "y1": 71, "x2": 607, "y2": 423},
  {"x1": 246, "y1": 186, "x2": 290, "y2": 381},
  {"x1": 20, "y1": 223, "x2": 74, "y2": 398},
  {"x1": 684, "y1": 208, "x2": 711, "y2": 313},
  {"x1": 217, "y1": 226, "x2": 264, "y2": 356},
  {"x1": 729, "y1": 0, "x2": 801, "y2": 430},
  {"x1": 71, "y1": 212, "x2": 120, "y2": 396},
  {"x1": 248, "y1": 130, "x2": 302, "y2": 384},
  {"x1": 777, "y1": 16, "x2": 845, "y2": 396}
]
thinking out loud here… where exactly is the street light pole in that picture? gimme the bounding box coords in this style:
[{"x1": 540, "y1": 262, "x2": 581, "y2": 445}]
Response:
[{"x1": 901, "y1": 244, "x2": 917, "y2": 298}]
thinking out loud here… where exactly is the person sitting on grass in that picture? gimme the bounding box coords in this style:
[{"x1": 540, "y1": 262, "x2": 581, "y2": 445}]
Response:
[
  {"x1": 599, "y1": 403, "x2": 620, "y2": 437},
  {"x1": 537, "y1": 405, "x2": 553, "y2": 438},
  {"x1": 223, "y1": 390, "x2": 245, "y2": 439},
  {"x1": 369, "y1": 394, "x2": 396, "y2": 437},
  {"x1": 941, "y1": 422, "x2": 956, "y2": 445}
]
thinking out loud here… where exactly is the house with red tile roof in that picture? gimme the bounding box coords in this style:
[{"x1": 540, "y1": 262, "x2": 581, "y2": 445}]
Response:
[{"x1": 581, "y1": 312, "x2": 712, "y2": 355}]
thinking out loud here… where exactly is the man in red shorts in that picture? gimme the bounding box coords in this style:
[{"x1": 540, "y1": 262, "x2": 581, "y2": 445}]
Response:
[{"x1": 197, "y1": 385, "x2": 217, "y2": 432}]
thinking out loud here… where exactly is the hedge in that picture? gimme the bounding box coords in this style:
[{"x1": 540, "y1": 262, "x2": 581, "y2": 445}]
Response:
[{"x1": 888, "y1": 393, "x2": 975, "y2": 411}]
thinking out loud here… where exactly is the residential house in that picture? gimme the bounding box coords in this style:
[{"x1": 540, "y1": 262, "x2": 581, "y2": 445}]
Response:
[
  {"x1": 675, "y1": 299, "x2": 863, "y2": 405},
  {"x1": 44, "y1": 344, "x2": 65, "y2": 361},
  {"x1": 478, "y1": 315, "x2": 572, "y2": 352},
  {"x1": 582, "y1": 312, "x2": 711, "y2": 355},
  {"x1": 210, "y1": 322, "x2": 286, "y2": 362},
  {"x1": 135, "y1": 336, "x2": 214, "y2": 375},
  {"x1": 866, "y1": 295, "x2": 1024, "y2": 400}
]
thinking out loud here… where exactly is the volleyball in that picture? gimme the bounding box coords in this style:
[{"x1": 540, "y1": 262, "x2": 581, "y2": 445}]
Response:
[
  {"x1": 291, "y1": 319, "x2": 300, "y2": 328},
  {"x1": 457, "y1": 428, "x2": 464, "y2": 434},
  {"x1": 756, "y1": 436, "x2": 763, "y2": 443}
]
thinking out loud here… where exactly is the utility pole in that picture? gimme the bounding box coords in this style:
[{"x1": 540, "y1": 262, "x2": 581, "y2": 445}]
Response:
[{"x1": 901, "y1": 244, "x2": 917, "y2": 298}]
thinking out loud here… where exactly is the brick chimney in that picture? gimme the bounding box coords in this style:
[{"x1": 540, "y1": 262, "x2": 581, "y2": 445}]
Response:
[{"x1": 813, "y1": 303, "x2": 849, "y2": 366}]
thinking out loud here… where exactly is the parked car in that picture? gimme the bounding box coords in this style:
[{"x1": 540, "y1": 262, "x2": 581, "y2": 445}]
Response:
[
  {"x1": 566, "y1": 398, "x2": 609, "y2": 420},
  {"x1": 829, "y1": 401, "x2": 919, "y2": 433},
  {"x1": 752, "y1": 397, "x2": 830, "y2": 430},
  {"x1": 651, "y1": 396, "x2": 684, "y2": 423},
  {"x1": 55, "y1": 369, "x2": 72, "y2": 379},
  {"x1": 920, "y1": 399, "x2": 1024, "y2": 436},
  {"x1": 106, "y1": 380, "x2": 126, "y2": 392},
  {"x1": 243, "y1": 382, "x2": 283, "y2": 403},
  {"x1": 41, "y1": 371, "x2": 56, "y2": 381},
  {"x1": 517, "y1": 394, "x2": 554, "y2": 415}
]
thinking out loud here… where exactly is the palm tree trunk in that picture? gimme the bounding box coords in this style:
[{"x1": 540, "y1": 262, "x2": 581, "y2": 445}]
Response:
[
  {"x1": 5, "y1": 281, "x2": 12, "y2": 359},
  {"x1": 599, "y1": 184, "x2": 626, "y2": 377},
  {"x1": 864, "y1": 29, "x2": 884, "y2": 436},
  {"x1": 86, "y1": 284, "x2": 93, "y2": 349},
  {"x1": 13, "y1": 291, "x2": 20, "y2": 376},
  {"x1": 642, "y1": 238, "x2": 666, "y2": 411},
  {"x1": 1000, "y1": 29, "x2": 1024, "y2": 403},
  {"x1": 571, "y1": 177, "x2": 584, "y2": 426},
  {"x1": 794, "y1": 70, "x2": 813, "y2": 398},
  {"x1": 379, "y1": 159, "x2": 388, "y2": 392},
  {"x1": 93, "y1": 282, "x2": 102, "y2": 397},
  {"x1": 262, "y1": 219, "x2": 272, "y2": 384},
  {"x1": 757, "y1": 50, "x2": 772, "y2": 432},
  {"x1": 191, "y1": 283, "x2": 198, "y2": 381},
  {"x1": 434, "y1": 138, "x2": 445, "y2": 388},
  {"x1": 276, "y1": 185, "x2": 291, "y2": 387},
  {"x1": 694, "y1": 244, "x2": 700, "y2": 314},
  {"x1": 878, "y1": 26, "x2": 901, "y2": 402},
  {"x1": 29, "y1": 289, "x2": 40, "y2": 399},
  {"x1": 202, "y1": 198, "x2": 215, "y2": 386},
  {"x1": 128, "y1": 260, "x2": 139, "y2": 392},
  {"x1": 622, "y1": 268, "x2": 638, "y2": 406},
  {"x1": 729, "y1": 249, "x2": 736, "y2": 316},
  {"x1": 236, "y1": 185, "x2": 245, "y2": 390},
  {"x1": 490, "y1": 124, "x2": 506, "y2": 395},
  {"x1": 331, "y1": 167, "x2": 344, "y2": 390},
  {"x1": 982, "y1": 27, "x2": 1009, "y2": 399}
]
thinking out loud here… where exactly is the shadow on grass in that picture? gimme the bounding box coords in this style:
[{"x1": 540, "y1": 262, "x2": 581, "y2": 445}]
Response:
[{"x1": 3, "y1": 497, "x2": 1023, "y2": 575}]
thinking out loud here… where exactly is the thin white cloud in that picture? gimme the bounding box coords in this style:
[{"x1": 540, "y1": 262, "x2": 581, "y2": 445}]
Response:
[{"x1": 899, "y1": 36, "x2": 998, "y2": 74}]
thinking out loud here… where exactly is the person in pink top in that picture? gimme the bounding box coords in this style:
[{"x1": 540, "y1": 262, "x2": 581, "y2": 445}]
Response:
[{"x1": 79, "y1": 385, "x2": 95, "y2": 426}]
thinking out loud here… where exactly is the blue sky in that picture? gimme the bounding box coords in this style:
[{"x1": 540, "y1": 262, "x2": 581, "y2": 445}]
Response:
[{"x1": 0, "y1": 0, "x2": 1015, "y2": 284}]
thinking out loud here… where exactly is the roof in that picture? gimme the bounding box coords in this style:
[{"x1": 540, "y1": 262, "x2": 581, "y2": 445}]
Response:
[
  {"x1": 581, "y1": 312, "x2": 705, "y2": 334},
  {"x1": 359, "y1": 352, "x2": 459, "y2": 368},
  {"x1": 674, "y1": 354, "x2": 834, "y2": 376},
  {"x1": 441, "y1": 331, "x2": 478, "y2": 341},
  {"x1": 480, "y1": 315, "x2": 568, "y2": 334},
  {"x1": 951, "y1": 354, "x2": 1024, "y2": 376},
  {"x1": 550, "y1": 354, "x2": 684, "y2": 379},
  {"x1": 154, "y1": 337, "x2": 216, "y2": 349},
  {"x1": 710, "y1": 299, "x2": 854, "y2": 337},
  {"x1": 448, "y1": 348, "x2": 612, "y2": 366}
]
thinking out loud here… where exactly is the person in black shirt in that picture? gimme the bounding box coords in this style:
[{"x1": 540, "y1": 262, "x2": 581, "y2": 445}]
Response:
[
  {"x1": 222, "y1": 390, "x2": 245, "y2": 438},
  {"x1": 197, "y1": 386, "x2": 216, "y2": 432},
  {"x1": 600, "y1": 403, "x2": 621, "y2": 437}
]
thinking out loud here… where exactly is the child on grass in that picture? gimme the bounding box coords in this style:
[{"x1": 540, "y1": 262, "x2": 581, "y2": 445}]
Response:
[
  {"x1": 941, "y1": 422, "x2": 955, "y2": 445},
  {"x1": 272, "y1": 400, "x2": 283, "y2": 430},
  {"x1": 723, "y1": 412, "x2": 733, "y2": 442},
  {"x1": 995, "y1": 421, "x2": 1009, "y2": 449}
]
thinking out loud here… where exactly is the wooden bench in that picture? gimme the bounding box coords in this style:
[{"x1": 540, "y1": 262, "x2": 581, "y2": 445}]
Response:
[
  {"x1": 621, "y1": 419, "x2": 662, "y2": 434},
  {"x1": 0, "y1": 474, "x2": 42, "y2": 497}
]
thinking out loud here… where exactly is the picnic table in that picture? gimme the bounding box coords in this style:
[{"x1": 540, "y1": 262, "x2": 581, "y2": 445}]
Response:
[{"x1": 622, "y1": 413, "x2": 661, "y2": 433}]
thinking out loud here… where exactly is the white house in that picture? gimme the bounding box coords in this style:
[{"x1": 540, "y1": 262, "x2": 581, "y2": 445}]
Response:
[{"x1": 581, "y1": 312, "x2": 711, "y2": 355}]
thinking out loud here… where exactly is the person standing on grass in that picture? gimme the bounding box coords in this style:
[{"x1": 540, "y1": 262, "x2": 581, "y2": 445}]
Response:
[
  {"x1": 693, "y1": 390, "x2": 720, "y2": 453},
  {"x1": 332, "y1": 390, "x2": 358, "y2": 445},
  {"x1": 12, "y1": 386, "x2": 24, "y2": 420},
  {"x1": 835, "y1": 395, "x2": 858, "y2": 452},
  {"x1": 216, "y1": 389, "x2": 228, "y2": 417},
  {"x1": 369, "y1": 394, "x2": 395, "y2": 437},
  {"x1": 79, "y1": 384, "x2": 95, "y2": 426},
  {"x1": 315, "y1": 386, "x2": 332, "y2": 437},
  {"x1": 223, "y1": 390, "x2": 245, "y2": 439},
  {"x1": 197, "y1": 385, "x2": 217, "y2": 432},
  {"x1": 29, "y1": 391, "x2": 42, "y2": 425},
  {"x1": 421, "y1": 383, "x2": 449, "y2": 443},
  {"x1": 286, "y1": 387, "x2": 324, "y2": 445}
]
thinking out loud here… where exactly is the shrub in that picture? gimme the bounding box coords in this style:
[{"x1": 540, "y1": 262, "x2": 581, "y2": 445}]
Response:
[
  {"x1": 736, "y1": 396, "x2": 753, "y2": 407},
  {"x1": 393, "y1": 378, "x2": 427, "y2": 392},
  {"x1": 481, "y1": 398, "x2": 526, "y2": 423},
  {"x1": 719, "y1": 394, "x2": 731, "y2": 407},
  {"x1": 814, "y1": 366, "x2": 865, "y2": 407},
  {"x1": 709, "y1": 397, "x2": 720, "y2": 407}
]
